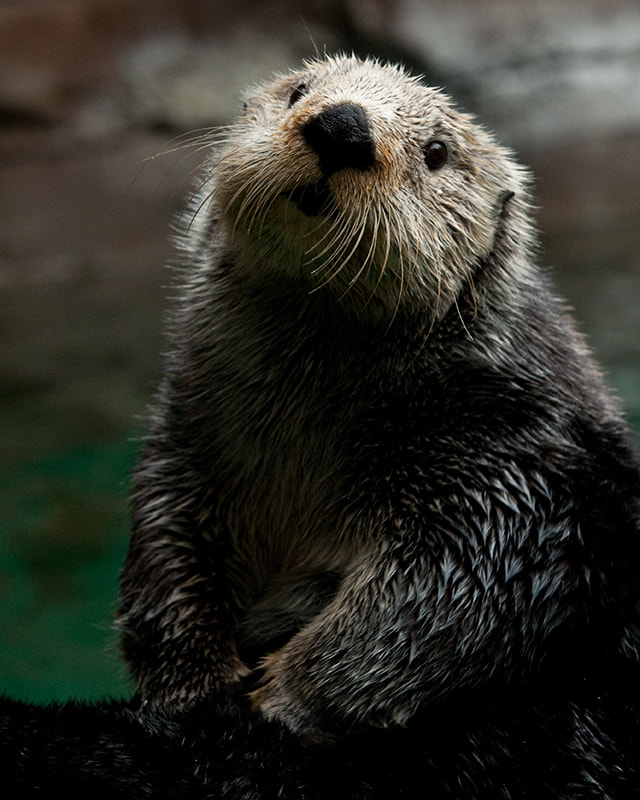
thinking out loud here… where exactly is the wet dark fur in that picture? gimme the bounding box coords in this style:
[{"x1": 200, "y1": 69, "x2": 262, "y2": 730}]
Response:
[
  {"x1": 115, "y1": 56, "x2": 640, "y2": 737},
  {"x1": 2, "y1": 660, "x2": 640, "y2": 798}
]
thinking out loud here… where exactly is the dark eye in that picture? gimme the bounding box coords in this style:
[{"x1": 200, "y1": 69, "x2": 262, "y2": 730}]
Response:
[
  {"x1": 289, "y1": 83, "x2": 308, "y2": 107},
  {"x1": 424, "y1": 140, "x2": 448, "y2": 170}
]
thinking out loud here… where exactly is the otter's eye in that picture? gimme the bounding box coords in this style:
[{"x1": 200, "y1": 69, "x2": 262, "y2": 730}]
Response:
[
  {"x1": 289, "y1": 83, "x2": 308, "y2": 107},
  {"x1": 424, "y1": 140, "x2": 448, "y2": 171}
]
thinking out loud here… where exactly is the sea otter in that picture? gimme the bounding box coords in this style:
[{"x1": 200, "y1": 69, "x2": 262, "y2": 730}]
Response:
[{"x1": 116, "y1": 54, "x2": 640, "y2": 738}]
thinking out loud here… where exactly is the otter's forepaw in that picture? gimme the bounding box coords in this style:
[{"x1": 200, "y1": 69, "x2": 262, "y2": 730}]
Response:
[
  {"x1": 250, "y1": 661, "x2": 332, "y2": 744},
  {"x1": 140, "y1": 655, "x2": 251, "y2": 710}
]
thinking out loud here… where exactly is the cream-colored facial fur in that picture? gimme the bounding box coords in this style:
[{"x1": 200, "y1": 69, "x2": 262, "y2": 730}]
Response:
[{"x1": 187, "y1": 54, "x2": 532, "y2": 323}]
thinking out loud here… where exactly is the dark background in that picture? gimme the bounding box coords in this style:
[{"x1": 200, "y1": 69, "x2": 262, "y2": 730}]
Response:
[{"x1": 1, "y1": 0, "x2": 639, "y2": 702}]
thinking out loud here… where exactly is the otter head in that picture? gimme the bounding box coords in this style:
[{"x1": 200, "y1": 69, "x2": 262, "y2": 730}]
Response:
[{"x1": 205, "y1": 55, "x2": 533, "y2": 320}]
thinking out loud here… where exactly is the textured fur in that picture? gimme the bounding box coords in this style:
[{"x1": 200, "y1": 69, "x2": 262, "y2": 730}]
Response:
[
  {"x1": 116, "y1": 55, "x2": 640, "y2": 738},
  {"x1": 2, "y1": 661, "x2": 640, "y2": 798}
]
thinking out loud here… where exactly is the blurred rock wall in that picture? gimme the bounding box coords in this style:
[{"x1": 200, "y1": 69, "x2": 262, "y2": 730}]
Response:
[{"x1": 2, "y1": 0, "x2": 640, "y2": 145}]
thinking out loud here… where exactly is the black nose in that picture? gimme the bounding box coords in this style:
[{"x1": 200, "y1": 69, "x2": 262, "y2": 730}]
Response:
[{"x1": 302, "y1": 103, "x2": 375, "y2": 177}]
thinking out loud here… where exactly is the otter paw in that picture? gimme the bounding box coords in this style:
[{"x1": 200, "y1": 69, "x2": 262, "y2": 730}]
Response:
[{"x1": 250, "y1": 663, "x2": 329, "y2": 743}]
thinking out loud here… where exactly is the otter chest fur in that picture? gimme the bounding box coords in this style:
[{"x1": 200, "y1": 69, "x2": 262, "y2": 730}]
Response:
[{"x1": 117, "y1": 55, "x2": 640, "y2": 738}]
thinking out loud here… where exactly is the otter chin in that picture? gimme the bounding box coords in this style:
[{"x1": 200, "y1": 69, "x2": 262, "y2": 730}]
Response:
[
  {"x1": 285, "y1": 180, "x2": 334, "y2": 217},
  {"x1": 117, "y1": 55, "x2": 640, "y2": 738}
]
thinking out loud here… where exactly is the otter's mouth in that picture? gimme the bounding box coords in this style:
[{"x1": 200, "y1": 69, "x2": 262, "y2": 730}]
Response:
[{"x1": 285, "y1": 180, "x2": 334, "y2": 217}]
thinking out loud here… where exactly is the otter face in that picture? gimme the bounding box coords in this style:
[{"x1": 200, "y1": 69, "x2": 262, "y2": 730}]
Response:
[{"x1": 205, "y1": 55, "x2": 530, "y2": 317}]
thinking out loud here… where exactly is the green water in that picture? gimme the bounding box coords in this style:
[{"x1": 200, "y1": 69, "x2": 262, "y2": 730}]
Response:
[
  {"x1": 0, "y1": 274, "x2": 164, "y2": 703},
  {"x1": 0, "y1": 438, "x2": 136, "y2": 702}
]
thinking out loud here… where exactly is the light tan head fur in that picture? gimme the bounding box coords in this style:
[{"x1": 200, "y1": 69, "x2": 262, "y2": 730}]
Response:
[{"x1": 190, "y1": 54, "x2": 533, "y2": 323}]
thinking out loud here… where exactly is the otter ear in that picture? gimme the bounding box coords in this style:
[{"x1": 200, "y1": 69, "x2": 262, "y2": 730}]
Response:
[
  {"x1": 484, "y1": 189, "x2": 518, "y2": 266},
  {"x1": 500, "y1": 190, "x2": 515, "y2": 212}
]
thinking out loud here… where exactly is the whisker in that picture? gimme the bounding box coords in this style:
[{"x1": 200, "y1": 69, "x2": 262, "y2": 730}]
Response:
[
  {"x1": 429, "y1": 267, "x2": 443, "y2": 337},
  {"x1": 252, "y1": 165, "x2": 303, "y2": 235},
  {"x1": 186, "y1": 185, "x2": 218, "y2": 233},
  {"x1": 306, "y1": 216, "x2": 344, "y2": 267},
  {"x1": 466, "y1": 273, "x2": 479, "y2": 319},
  {"x1": 453, "y1": 296, "x2": 474, "y2": 341},
  {"x1": 326, "y1": 209, "x2": 371, "y2": 291},
  {"x1": 383, "y1": 206, "x2": 407, "y2": 327},
  {"x1": 308, "y1": 208, "x2": 358, "y2": 280},
  {"x1": 309, "y1": 211, "x2": 362, "y2": 291},
  {"x1": 343, "y1": 201, "x2": 379, "y2": 301}
]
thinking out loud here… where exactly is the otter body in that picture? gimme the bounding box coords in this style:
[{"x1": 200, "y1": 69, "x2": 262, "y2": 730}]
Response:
[{"x1": 117, "y1": 56, "x2": 640, "y2": 736}]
